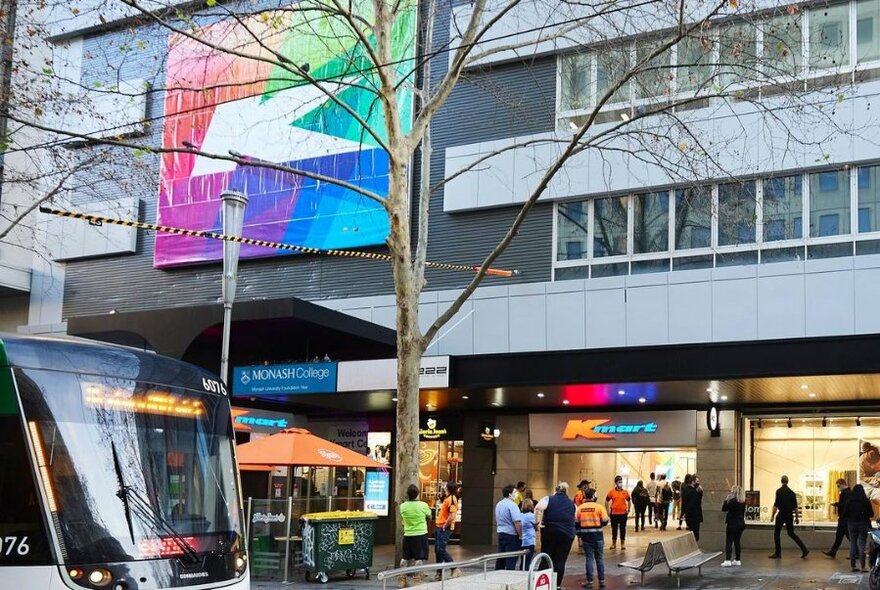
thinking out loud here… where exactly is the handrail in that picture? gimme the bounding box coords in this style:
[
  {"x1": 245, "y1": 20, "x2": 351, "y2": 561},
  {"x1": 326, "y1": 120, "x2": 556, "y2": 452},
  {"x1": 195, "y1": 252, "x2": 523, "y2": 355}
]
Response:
[{"x1": 377, "y1": 549, "x2": 529, "y2": 589}]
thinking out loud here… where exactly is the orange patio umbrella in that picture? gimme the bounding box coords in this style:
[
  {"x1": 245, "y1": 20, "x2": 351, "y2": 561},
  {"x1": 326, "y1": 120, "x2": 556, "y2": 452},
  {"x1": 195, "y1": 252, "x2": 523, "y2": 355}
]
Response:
[{"x1": 235, "y1": 428, "x2": 390, "y2": 469}]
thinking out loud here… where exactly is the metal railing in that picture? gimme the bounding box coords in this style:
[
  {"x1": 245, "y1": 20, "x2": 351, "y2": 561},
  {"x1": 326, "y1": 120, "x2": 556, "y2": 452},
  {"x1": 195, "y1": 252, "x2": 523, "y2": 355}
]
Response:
[{"x1": 376, "y1": 549, "x2": 529, "y2": 589}]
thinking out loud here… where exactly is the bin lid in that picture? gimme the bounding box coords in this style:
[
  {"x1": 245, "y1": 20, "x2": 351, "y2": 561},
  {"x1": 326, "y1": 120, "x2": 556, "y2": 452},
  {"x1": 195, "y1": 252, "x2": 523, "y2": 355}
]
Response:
[{"x1": 301, "y1": 510, "x2": 378, "y2": 521}]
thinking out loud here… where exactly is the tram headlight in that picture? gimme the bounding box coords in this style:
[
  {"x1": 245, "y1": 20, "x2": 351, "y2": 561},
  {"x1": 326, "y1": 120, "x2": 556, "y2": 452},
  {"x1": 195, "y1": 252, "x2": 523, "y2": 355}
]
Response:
[
  {"x1": 87, "y1": 568, "x2": 113, "y2": 587},
  {"x1": 68, "y1": 568, "x2": 84, "y2": 580},
  {"x1": 235, "y1": 552, "x2": 247, "y2": 575}
]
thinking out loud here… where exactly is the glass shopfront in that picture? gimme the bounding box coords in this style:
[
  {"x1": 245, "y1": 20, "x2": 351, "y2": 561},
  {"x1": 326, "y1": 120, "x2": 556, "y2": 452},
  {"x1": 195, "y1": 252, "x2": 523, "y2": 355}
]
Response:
[
  {"x1": 743, "y1": 415, "x2": 880, "y2": 525},
  {"x1": 419, "y1": 416, "x2": 464, "y2": 539}
]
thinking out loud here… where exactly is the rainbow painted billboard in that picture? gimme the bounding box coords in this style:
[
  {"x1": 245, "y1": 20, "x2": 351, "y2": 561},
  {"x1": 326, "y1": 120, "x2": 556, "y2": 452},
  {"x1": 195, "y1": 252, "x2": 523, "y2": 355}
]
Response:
[{"x1": 155, "y1": 2, "x2": 415, "y2": 267}]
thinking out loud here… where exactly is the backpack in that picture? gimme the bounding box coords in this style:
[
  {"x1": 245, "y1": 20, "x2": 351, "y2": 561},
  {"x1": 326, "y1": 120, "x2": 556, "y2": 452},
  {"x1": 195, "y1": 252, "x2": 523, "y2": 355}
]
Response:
[{"x1": 661, "y1": 485, "x2": 673, "y2": 503}]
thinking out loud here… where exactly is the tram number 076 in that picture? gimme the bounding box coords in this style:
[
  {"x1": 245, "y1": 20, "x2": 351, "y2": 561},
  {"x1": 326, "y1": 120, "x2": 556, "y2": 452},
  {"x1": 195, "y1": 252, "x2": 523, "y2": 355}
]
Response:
[{"x1": 0, "y1": 536, "x2": 30, "y2": 557}]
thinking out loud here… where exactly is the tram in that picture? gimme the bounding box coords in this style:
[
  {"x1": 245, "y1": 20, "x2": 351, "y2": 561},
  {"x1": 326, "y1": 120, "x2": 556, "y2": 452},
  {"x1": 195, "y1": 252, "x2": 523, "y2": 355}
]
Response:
[{"x1": 0, "y1": 334, "x2": 248, "y2": 589}]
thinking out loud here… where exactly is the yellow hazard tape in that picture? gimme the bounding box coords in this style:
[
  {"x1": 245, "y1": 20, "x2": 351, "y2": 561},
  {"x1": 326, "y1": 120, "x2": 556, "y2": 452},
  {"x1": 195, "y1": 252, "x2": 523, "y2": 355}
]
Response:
[{"x1": 39, "y1": 206, "x2": 518, "y2": 277}]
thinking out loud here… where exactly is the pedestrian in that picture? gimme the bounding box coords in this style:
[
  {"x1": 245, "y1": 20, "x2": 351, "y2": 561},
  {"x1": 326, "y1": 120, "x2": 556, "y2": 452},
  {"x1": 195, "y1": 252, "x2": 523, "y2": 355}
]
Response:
[
  {"x1": 536, "y1": 482, "x2": 577, "y2": 590},
  {"x1": 844, "y1": 484, "x2": 873, "y2": 572},
  {"x1": 520, "y1": 498, "x2": 537, "y2": 569},
  {"x1": 494, "y1": 484, "x2": 523, "y2": 570},
  {"x1": 399, "y1": 484, "x2": 431, "y2": 588},
  {"x1": 631, "y1": 480, "x2": 649, "y2": 532},
  {"x1": 823, "y1": 479, "x2": 851, "y2": 559},
  {"x1": 513, "y1": 481, "x2": 527, "y2": 507},
  {"x1": 671, "y1": 477, "x2": 682, "y2": 525},
  {"x1": 721, "y1": 485, "x2": 746, "y2": 567},
  {"x1": 658, "y1": 475, "x2": 673, "y2": 530},
  {"x1": 645, "y1": 472, "x2": 658, "y2": 528},
  {"x1": 605, "y1": 475, "x2": 631, "y2": 550},
  {"x1": 577, "y1": 488, "x2": 609, "y2": 589},
  {"x1": 768, "y1": 475, "x2": 809, "y2": 559},
  {"x1": 574, "y1": 479, "x2": 590, "y2": 506},
  {"x1": 680, "y1": 474, "x2": 704, "y2": 541},
  {"x1": 434, "y1": 481, "x2": 461, "y2": 580}
]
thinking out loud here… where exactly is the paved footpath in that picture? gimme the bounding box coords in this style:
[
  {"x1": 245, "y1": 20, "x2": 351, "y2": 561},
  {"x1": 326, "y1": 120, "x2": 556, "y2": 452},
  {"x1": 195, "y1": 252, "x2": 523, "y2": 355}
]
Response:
[{"x1": 252, "y1": 544, "x2": 873, "y2": 590}]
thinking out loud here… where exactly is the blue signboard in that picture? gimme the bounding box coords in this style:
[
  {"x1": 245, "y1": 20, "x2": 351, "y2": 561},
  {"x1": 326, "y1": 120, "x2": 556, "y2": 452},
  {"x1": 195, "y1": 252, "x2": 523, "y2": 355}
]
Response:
[
  {"x1": 364, "y1": 470, "x2": 390, "y2": 516},
  {"x1": 232, "y1": 363, "x2": 337, "y2": 396}
]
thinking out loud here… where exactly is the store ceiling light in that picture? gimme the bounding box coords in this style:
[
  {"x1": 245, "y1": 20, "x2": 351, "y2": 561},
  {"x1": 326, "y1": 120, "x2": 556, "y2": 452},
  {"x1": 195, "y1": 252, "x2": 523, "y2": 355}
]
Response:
[
  {"x1": 706, "y1": 387, "x2": 713, "y2": 393},
  {"x1": 808, "y1": 392, "x2": 817, "y2": 398},
  {"x1": 391, "y1": 397, "x2": 398, "y2": 402},
  {"x1": 618, "y1": 389, "x2": 625, "y2": 395},
  {"x1": 720, "y1": 395, "x2": 728, "y2": 401},
  {"x1": 562, "y1": 400, "x2": 570, "y2": 405},
  {"x1": 801, "y1": 384, "x2": 809, "y2": 390},
  {"x1": 537, "y1": 392, "x2": 545, "y2": 398},
  {"x1": 462, "y1": 395, "x2": 469, "y2": 400},
  {"x1": 638, "y1": 397, "x2": 647, "y2": 404}
]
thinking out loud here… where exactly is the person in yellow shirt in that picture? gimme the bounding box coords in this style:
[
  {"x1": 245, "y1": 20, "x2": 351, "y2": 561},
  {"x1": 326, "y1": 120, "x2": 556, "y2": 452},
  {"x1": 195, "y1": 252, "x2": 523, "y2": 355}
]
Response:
[
  {"x1": 577, "y1": 489, "x2": 610, "y2": 589},
  {"x1": 434, "y1": 482, "x2": 461, "y2": 580},
  {"x1": 605, "y1": 476, "x2": 631, "y2": 550}
]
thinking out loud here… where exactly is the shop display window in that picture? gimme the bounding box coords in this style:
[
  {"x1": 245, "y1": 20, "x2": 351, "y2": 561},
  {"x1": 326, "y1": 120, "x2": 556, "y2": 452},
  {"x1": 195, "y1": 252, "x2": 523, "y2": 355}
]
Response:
[
  {"x1": 743, "y1": 416, "x2": 880, "y2": 526},
  {"x1": 419, "y1": 440, "x2": 463, "y2": 537}
]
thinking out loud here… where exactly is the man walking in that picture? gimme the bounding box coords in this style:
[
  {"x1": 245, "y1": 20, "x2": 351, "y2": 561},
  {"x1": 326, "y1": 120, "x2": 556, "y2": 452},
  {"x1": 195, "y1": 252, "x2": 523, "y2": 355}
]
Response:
[
  {"x1": 577, "y1": 489, "x2": 610, "y2": 589},
  {"x1": 769, "y1": 475, "x2": 809, "y2": 559},
  {"x1": 824, "y1": 479, "x2": 851, "y2": 558},
  {"x1": 494, "y1": 484, "x2": 522, "y2": 570},
  {"x1": 645, "y1": 472, "x2": 658, "y2": 528},
  {"x1": 605, "y1": 476, "x2": 631, "y2": 550},
  {"x1": 680, "y1": 474, "x2": 704, "y2": 541}
]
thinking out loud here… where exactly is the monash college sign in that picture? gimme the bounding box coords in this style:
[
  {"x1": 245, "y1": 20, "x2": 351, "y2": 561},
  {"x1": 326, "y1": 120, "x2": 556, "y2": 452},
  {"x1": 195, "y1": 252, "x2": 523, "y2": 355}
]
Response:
[{"x1": 232, "y1": 363, "x2": 338, "y2": 396}]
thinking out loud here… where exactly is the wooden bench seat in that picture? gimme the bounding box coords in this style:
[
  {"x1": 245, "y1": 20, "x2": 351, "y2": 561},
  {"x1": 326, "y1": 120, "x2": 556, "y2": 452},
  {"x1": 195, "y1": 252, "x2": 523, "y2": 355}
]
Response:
[{"x1": 659, "y1": 533, "x2": 722, "y2": 587}]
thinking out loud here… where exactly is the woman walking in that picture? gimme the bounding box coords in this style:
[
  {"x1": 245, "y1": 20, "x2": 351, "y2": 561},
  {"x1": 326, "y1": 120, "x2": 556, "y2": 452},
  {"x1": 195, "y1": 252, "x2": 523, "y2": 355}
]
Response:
[
  {"x1": 721, "y1": 485, "x2": 746, "y2": 566},
  {"x1": 631, "y1": 481, "x2": 649, "y2": 532},
  {"x1": 844, "y1": 484, "x2": 873, "y2": 572},
  {"x1": 536, "y1": 482, "x2": 577, "y2": 590},
  {"x1": 434, "y1": 482, "x2": 461, "y2": 580}
]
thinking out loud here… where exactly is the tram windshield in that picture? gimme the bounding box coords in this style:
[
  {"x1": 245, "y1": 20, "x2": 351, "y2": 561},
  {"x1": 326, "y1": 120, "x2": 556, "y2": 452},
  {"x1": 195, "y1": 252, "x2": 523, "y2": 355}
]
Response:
[{"x1": 16, "y1": 368, "x2": 242, "y2": 564}]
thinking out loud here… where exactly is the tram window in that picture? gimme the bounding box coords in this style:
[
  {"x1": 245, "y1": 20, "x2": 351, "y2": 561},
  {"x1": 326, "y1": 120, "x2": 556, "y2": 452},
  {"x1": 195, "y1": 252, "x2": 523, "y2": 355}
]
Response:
[{"x1": 0, "y1": 416, "x2": 53, "y2": 564}]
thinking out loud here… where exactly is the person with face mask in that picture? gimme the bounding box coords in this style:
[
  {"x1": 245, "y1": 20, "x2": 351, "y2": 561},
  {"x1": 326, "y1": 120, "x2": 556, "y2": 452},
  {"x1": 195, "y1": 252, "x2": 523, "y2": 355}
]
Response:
[
  {"x1": 823, "y1": 479, "x2": 851, "y2": 558},
  {"x1": 605, "y1": 476, "x2": 631, "y2": 550}
]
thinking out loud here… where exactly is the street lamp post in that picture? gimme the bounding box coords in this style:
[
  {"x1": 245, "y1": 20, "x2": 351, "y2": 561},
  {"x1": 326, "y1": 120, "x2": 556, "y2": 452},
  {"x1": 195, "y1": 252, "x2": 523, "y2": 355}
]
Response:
[{"x1": 220, "y1": 190, "x2": 249, "y2": 389}]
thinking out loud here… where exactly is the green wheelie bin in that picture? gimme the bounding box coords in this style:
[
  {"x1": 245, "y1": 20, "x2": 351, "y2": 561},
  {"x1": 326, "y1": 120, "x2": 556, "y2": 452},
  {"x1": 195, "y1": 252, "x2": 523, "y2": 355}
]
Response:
[{"x1": 300, "y1": 510, "x2": 378, "y2": 584}]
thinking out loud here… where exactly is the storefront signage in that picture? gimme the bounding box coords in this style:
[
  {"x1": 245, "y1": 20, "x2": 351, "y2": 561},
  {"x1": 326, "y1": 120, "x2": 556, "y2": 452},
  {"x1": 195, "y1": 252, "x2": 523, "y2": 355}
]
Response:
[
  {"x1": 364, "y1": 470, "x2": 390, "y2": 516},
  {"x1": 310, "y1": 421, "x2": 369, "y2": 454},
  {"x1": 232, "y1": 362, "x2": 337, "y2": 396},
  {"x1": 252, "y1": 512, "x2": 286, "y2": 524},
  {"x1": 529, "y1": 411, "x2": 697, "y2": 449},
  {"x1": 420, "y1": 417, "x2": 448, "y2": 440},
  {"x1": 231, "y1": 407, "x2": 296, "y2": 433},
  {"x1": 336, "y1": 356, "x2": 450, "y2": 391},
  {"x1": 479, "y1": 422, "x2": 498, "y2": 447},
  {"x1": 707, "y1": 405, "x2": 721, "y2": 437}
]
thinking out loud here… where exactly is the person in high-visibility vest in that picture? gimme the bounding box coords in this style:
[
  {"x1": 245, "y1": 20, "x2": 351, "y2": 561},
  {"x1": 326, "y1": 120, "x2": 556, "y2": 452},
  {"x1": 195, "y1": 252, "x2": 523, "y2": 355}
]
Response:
[{"x1": 577, "y1": 489, "x2": 610, "y2": 589}]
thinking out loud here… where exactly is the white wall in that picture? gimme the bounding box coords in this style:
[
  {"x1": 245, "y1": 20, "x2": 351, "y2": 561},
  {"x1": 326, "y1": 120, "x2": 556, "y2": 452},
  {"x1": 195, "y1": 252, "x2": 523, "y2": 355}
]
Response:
[{"x1": 318, "y1": 252, "x2": 880, "y2": 355}]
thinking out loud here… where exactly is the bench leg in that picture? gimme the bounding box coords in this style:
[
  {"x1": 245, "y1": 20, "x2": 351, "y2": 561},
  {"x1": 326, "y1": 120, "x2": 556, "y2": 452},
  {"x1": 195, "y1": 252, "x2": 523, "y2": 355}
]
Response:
[
  {"x1": 640, "y1": 572, "x2": 645, "y2": 587},
  {"x1": 698, "y1": 565, "x2": 702, "y2": 577},
  {"x1": 676, "y1": 572, "x2": 681, "y2": 588}
]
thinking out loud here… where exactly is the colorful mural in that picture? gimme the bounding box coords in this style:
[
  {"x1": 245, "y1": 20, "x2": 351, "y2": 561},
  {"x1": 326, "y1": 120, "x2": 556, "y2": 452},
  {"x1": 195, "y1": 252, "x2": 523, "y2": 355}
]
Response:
[{"x1": 155, "y1": 1, "x2": 416, "y2": 267}]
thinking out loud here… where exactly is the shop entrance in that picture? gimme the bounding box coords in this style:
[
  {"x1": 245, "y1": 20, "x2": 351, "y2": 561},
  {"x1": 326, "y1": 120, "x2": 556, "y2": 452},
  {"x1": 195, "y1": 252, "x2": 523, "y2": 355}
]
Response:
[{"x1": 556, "y1": 448, "x2": 696, "y2": 548}]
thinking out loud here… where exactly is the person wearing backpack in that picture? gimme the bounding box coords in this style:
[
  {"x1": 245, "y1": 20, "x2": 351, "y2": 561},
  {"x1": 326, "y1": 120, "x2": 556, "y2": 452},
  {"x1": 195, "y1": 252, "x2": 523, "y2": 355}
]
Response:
[
  {"x1": 631, "y1": 481, "x2": 650, "y2": 532},
  {"x1": 658, "y1": 476, "x2": 674, "y2": 531}
]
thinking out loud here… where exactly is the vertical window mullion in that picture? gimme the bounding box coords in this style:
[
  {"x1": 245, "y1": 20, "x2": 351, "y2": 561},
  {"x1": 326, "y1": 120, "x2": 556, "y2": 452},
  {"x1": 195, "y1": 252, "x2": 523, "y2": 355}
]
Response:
[
  {"x1": 851, "y1": 164, "x2": 859, "y2": 235},
  {"x1": 803, "y1": 172, "x2": 811, "y2": 242},
  {"x1": 802, "y1": 8, "x2": 810, "y2": 79},
  {"x1": 630, "y1": 41, "x2": 637, "y2": 105},
  {"x1": 756, "y1": 179, "x2": 765, "y2": 245},
  {"x1": 711, "y1": 183, "x2": 720, "y2": 250},
  {"x1": 670, "y1": 44, "x2": 679, "y2": 97},
  {"x1": 850, "y1": 0, "x2": 858, "y2": 80},
  {"x1": 669, "y1": 189, "x2": 677, "y2": 252},
  {"x1": 627, "y1": 194, "x2": 635, "y2": 255},
  {"x1": 587, "y1": 199, "x2": 595, "y2": 259}
]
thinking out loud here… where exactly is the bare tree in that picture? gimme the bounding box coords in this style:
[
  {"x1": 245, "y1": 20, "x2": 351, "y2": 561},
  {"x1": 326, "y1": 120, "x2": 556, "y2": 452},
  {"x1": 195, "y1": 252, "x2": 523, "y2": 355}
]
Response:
[{"x1": 2, "y1": 0, "x2": 866, "y2": 552}]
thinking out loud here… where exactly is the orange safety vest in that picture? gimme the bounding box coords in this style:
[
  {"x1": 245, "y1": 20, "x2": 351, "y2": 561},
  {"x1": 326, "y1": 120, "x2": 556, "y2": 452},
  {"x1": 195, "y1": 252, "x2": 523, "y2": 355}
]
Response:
[
  {"x1": 574, "y1": 490, "x2": 585, "y2": 506},
  {"x1": 577, "y1": 501, "x2": 609, "y2": 530}
]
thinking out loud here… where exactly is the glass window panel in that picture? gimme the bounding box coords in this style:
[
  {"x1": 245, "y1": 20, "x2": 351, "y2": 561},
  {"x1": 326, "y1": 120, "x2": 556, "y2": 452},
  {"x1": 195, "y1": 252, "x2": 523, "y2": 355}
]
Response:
[
  {"x1": 763, "y1": 175, "x2": 803, "y2": 241},
  {"x1": 677, "y1": 34, "x2": 714, "y2": 92},
  {"x1": 675, "y1": 187, "x2": 712, "y2": 249},
  {"x1": 810, "y1": 4, "x2": 851, "y2": 69},
  {"x1": 719, "y1": 181, "x2": 757, "y2": 246},
  {"x1": 593, "y1": 196, "x2": 628, "y2": 257},
  {"x1": 810, "y1": 170, "x2": 851, "y2": 237},
  {"x1": 764, "y1": 13, "x2": 803, "y2": 75},
  {"x1": 560, "y1": 53, "x2": 592, "y2": 111},
  {"x1": 635, "y1": 39, "x2": 672, "y2": 98},
  {"x1": 556, "y1": 201, "x2": 589, "y2": 261},
  {"x1": 597, "y1": 45, "x2": 632, "y2": 104},
  {"x1": 858, "y1": 0, "x2": 880, "y2": 62},
  {"x1": 634, "y1": 191, "x2": 669, "y2": 253},
  {"x1": 718, "y1": 22, "x2": 758, "y2": 86},
  {"x1": 858, "y1": 165, "x2": 880, "y2": 233}
]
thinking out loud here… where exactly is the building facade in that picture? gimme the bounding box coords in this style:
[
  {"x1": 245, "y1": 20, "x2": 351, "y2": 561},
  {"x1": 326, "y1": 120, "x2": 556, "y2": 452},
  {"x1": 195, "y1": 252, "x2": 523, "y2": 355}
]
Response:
[{"x1": 7, "y1": 0, "x2": 880, "y2": 550}]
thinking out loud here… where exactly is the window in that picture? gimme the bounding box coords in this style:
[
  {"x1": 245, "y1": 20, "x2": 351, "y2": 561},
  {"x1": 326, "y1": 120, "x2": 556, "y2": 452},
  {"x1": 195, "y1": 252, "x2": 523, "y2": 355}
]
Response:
[
  {"x1": 743, "y1": 415, "x2": 880, "y2": 526},
  {"x1": 763, "y1": 175, "x2": 803, "y2": 241},
  {"x1": 764, "y1": 13, "x2": 803, "y2": 75},
  {"x1": 858, "y1": 0, "x2": 880, "y2": 62},
  {"x1": 677, "y1": 34, "x2": 714, "y2": 92},
  {"x1": 719, "y1": 181, "x2": 757, "y2": 246},
  {"x1": 597, "y1": 45, "x2": 632, "y2": 104},
  {"x1": 858, "y1": 165, "x2": 880, "y2": 232},
  {"x1": 635, "y1": 38, "x2": 672, "y2": 98},
  {"x1": 718, "y1": 22, "x2": 758, "y2": 86},
  {"x1": 634, "y1": 191, "x2": 669, "y2": 253},
  {"x1": 810, "y1": 4, "x2": 851, "y2": 69},
  {"x1": 560, "y1": 53, "x2": 592, "y2": 111},
  {"x1": 593, "y1": 196, "x2": 628, "y2": 257},
  {"x1": 810, "y1": 170, "x2": 851, "y2": 237},
  {"x1": 674, "y1": 186, "x2": 712, "y2": 249},
  {"x1": 556, "y1": 201, "x2": 589, "y2": 261}
]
